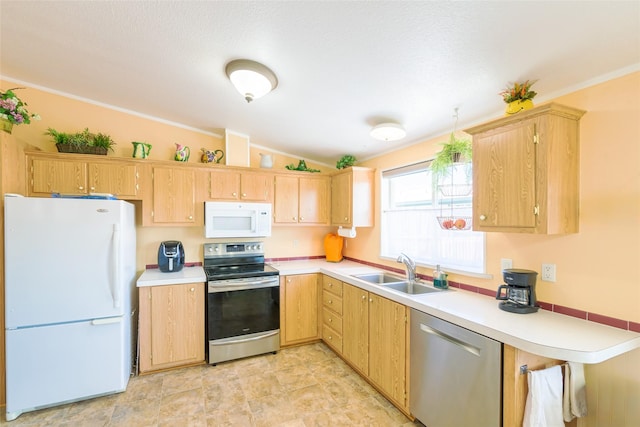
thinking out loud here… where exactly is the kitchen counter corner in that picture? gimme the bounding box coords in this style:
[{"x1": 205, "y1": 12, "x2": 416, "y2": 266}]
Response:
[{"x1": 136, "y1": 265, "x2": 206, "y2": 287}]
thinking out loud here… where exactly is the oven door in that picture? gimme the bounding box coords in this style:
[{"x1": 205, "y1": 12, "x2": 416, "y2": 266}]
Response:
[{"x1": 207, "y1": 276, "x2": 280, "y2": 363}]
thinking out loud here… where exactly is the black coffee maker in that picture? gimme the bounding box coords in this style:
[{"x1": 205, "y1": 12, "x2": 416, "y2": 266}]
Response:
[{"x1": 496, "y1": 269, "x2": 539, "y2": 314}]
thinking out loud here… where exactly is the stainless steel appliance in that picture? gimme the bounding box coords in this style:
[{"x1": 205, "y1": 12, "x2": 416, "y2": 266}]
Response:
[
  {"x1": 204, "y1": 241, "x2": 280, "y2": 364},
  {"x1": 204, "y1": 202, "x2": 272, "y2": 238},
  {"x1": 496, "y1": 268, "x2": 539, "y2": 314},
  {"x1": 158, "y1": 240, "x2": 185, "y2": 272},
  {"x1": 410, "y1": 309, "x2": 502, "y2": 427}
]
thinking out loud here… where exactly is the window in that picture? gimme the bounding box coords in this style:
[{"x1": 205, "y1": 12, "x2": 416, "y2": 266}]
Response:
[{"x1": 381, "y1": 161, "x2": 485, "y2": 274}]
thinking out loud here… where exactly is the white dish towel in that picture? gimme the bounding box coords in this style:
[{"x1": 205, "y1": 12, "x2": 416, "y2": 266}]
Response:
[
  {"x1": 523, "y1": 365, "x2": 565, "y2": 427},
  {"x1": 563, "y1": 362, "x2": 588, "y2": 421}
]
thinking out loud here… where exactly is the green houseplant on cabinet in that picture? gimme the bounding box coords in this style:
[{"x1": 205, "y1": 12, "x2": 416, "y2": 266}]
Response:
[{"x1": 45, "y1": 127, "x2": 116, "y2": 155}]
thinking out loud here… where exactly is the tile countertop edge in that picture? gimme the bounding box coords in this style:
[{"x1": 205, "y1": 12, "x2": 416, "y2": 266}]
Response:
[
  {"x1": 271, "y1": 259, "x2": 640, "y2": 364},
  {"x1": 136, "y1": 265, "x2": 207, "y2": 287}
]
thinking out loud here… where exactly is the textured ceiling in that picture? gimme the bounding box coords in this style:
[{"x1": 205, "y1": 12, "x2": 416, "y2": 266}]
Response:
[{"x1": 1, "y1": 1, "x2": 639, "y2": 165}]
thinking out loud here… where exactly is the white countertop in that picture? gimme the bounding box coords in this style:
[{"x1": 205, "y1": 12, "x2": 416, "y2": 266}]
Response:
[
  {"x1": 271, "y1": 259, "x2": 640, "y2": 364},
  {"x1": 136, "y1": 265, "x2": 206, "y2": 287}
]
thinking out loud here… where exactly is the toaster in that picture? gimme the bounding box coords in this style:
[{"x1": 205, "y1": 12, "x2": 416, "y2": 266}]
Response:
[{"x1": 158, "y1": 241, "x2": 185, "y2": 272}]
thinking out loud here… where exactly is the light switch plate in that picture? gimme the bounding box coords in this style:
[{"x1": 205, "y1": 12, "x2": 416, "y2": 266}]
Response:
[{"x1": 501, "y1": 258, "x2": 513, "y2": 271}]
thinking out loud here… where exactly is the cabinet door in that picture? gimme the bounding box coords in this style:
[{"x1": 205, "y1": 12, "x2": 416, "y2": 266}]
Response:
[
  {"x1": 30, "y1": 158, "x2": 87, "y2": 195},
  {"x1": 503, "y1": 345, "x2": 570, "y2": 427},
  {"x1": 369, "y1": 293, "x2": 407, "y2": 408},
  {"x1": 342, "y1": 283, "x2": 369, "y2": 374},
  {"x1": 331, "y1": 171, "x2": 352, "y2": 226},
  {"x1": 210, "y1": 169, "x2": 241, "y2": 200},
  {"x1": 152, "y1": 167, "x2": 196, "y2": 223},
  {"x1": 282, "y1": 274, "x2": 320, "y2": 345},
  {"x1": 139, "y1": 284, "x2": 205, "y2": 373},
  {"x1": 299, "y1": 176, "x2": 330, "y2": 224},
  {"x1": 274, "y1": 175, "x2": 299, "y2": 224},
  {"x1": 241, "y1": 172, "x2": 273, "y2": 201},
  {"x1": 473, "y1": 121, "x2": 537, "y2": 229},
  {"x1": 88, "y1": 163, "x2": 138, "y2": 197}
]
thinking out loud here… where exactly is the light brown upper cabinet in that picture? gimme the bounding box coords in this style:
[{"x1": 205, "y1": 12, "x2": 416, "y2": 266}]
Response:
[
  {"x1": 465, "y1": 103, "x2": 585, "y2": 234},
  {"x1": 28, "y1": 154, "x2": 139, "y2": 199},
  {"x1": 331, "y1": 166, "x2": 374, "y2": 227},
  {"x1": 150, "y1": 166, "x2": 198, "y2": 225},
  {"x1": 209, "y1": 169, "x2": 273, "y2": 202},
  {"x1": 274, "y1": 174, "x2": 330, "y2": 225}
]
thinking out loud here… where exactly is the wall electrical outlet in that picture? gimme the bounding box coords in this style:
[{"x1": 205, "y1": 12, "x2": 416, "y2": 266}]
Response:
[
  {"x1": 541, "y1": 263, "x2": 556, "y2": 282},
  {"x1": 501, "y1": 258, "x2": 513, "y2": 271}
]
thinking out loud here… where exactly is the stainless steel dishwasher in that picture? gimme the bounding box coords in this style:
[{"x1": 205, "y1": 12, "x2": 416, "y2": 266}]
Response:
[{"x1": 410, "y1": 309, "x2": 502, "y2": 427}]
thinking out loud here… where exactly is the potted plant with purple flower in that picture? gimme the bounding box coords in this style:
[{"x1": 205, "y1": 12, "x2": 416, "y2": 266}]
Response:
[{"x1": 0, "y1": 87, "x2": 40, "y2": 134}]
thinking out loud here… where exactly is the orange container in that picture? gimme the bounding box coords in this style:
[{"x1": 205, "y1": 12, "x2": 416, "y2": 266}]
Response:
[{"x1": 324, "y1": 233, "x2": 344, "y2": 262}]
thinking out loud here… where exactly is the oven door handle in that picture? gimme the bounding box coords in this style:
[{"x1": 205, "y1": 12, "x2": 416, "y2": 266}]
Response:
[
  {"x1": 208, "y1": 277, "x2": 279, "y2": 292},
  {"x1": 209, "y1": 330, "x2": 279, "y2": 345}
]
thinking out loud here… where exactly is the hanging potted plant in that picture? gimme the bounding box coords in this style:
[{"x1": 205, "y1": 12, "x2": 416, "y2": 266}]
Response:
[
  {"x1": 500, "y1": 80, "x2": 537, "y2": 115},
  {"x1": 430, "y1": 133, "x2": 472, "y2": 183}
]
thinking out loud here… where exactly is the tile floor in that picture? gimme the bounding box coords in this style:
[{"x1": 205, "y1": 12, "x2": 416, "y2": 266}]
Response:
[{"x1": 1, "y1": 343, "x2": 420, "y2": 426}]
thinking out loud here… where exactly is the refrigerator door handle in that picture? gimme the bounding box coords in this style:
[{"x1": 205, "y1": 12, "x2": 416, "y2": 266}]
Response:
[
  {"x1": 91, "y1": 317, "x2": 122, "y2": 325},
  {"x1": 112, "y1": 224, "x2": 121, "y2": 308}
]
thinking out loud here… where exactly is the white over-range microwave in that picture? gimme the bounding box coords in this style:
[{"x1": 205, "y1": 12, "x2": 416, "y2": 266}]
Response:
[{"x1": 204, "y1": 201, "x2": 272, "y2": 238}]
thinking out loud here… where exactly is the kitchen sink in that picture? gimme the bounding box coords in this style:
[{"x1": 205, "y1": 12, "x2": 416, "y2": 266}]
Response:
[
  {"x1": 383, "y1": 281, "x2": 444, "y2": 295},
  {"x1": 353, "y1": 272, "x2": 406, "y2": 284}
]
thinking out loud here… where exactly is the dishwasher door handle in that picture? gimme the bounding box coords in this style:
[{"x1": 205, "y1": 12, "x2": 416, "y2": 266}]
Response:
[{"x1": 420, "y1": 323, "x2": 481, "y2": 357}]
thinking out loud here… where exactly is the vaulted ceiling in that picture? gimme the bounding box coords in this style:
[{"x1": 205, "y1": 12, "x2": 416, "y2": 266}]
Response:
[{"x1": 1, "y1": 1, "x2": 638, "y2": 165}]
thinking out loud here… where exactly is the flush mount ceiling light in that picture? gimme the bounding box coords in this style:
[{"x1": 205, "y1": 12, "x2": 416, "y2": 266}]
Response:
[
  {"x1": 225, "y1": 59, "x2": 278, "y2": 103},
  {"x1": 370, "y1": 122, "x2": 406, "y2": 141}
]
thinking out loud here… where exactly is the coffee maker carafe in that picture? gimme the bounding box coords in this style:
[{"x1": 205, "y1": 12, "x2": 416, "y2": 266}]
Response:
[{"x1": 496, "y1": 269, "x2": 539, "y2": 314}]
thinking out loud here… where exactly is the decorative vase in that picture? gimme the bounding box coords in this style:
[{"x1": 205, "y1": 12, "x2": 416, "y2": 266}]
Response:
[
  {"x1": 174, "y1": 143, "x2": 190, "y2": 162},
  {"x1": 132, "y1": 141, "x2": 152, "y2": 159},
  {"x1": 1, "y1": 118, "x2": 13, "y2": 134},
  {"x1": 201, "y1": 148, "x2": 224, "y2": 164},
  {"x1": 505, "y1": 99, "x2": 534, "y2": 115},
  {"x1": 259, "y1": 153, "x2": 273, "y2": 168}
]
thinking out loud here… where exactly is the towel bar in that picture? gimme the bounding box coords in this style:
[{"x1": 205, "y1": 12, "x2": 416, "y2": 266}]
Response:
[{"x1": 519, "y1": 363, "x2": 567, "y2": 375}]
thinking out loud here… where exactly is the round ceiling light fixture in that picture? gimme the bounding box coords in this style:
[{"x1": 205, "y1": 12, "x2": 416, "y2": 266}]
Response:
[
  {"x1": 370, "y1": 122, "x2": 406, "y2": 141},
  {"x1": 225, "y1": 59, "x2": 278, "y2": 103}
]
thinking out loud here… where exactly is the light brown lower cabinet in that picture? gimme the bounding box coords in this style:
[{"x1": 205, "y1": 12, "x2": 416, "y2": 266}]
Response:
[
  {"x1": 280, "y1": 274, "x2": 322, "y2": 346},
  {"x1": 138, "y1": 283, "x2": 205, "y2": 373},
  {"x1": 321, "y1": 275, "x2": 343, "y2": 353},
  {"x1": 338, "y1": 281, "x2": 409, "y2": 412},
  {"x1": 503, "y1": 344, "x2": 576, "y2": 427}
]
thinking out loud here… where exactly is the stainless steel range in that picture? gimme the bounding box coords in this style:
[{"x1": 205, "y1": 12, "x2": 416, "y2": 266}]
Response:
[{"x1": 204, "y1": 241, "x2": 280, "y2": 365}]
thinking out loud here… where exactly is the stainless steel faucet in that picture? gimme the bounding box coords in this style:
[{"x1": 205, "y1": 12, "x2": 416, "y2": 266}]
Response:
[{"x1": 397, "y1": 252, "x2": 416, "y2": 283}]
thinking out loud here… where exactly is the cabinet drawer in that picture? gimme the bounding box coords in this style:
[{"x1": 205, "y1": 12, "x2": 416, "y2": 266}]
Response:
[
  {"x1": 323, "y1": 307, "x2": 343, "y2": 334},
  {"x1": 322, "y1": 324, "x2": 343, "y2": 353},
  {"x1": 322, "y1": 276, "x2": 343, "y2": 296},
  {"x1": 322, "y1": 292, "x2": 343, "y2": 315}
]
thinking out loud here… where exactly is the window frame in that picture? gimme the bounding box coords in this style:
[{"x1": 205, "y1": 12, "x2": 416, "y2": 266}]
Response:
[{"x1": 380, "y1": 161, "x2": 487, "y2": 276}]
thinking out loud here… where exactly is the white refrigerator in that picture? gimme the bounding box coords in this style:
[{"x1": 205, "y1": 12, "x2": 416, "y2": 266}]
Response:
[{"x1": 4, "y1": 195, "x2": 137, "y2": 421}]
